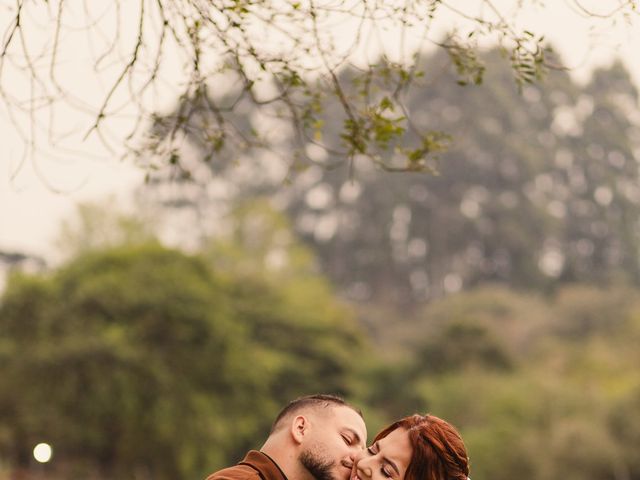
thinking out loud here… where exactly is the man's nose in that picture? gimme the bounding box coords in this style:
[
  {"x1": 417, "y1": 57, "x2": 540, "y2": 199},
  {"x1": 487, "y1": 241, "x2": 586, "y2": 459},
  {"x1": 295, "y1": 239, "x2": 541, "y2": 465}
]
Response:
[{"x1": 351, "y1": 449, "x2": 366, "y2": 462}]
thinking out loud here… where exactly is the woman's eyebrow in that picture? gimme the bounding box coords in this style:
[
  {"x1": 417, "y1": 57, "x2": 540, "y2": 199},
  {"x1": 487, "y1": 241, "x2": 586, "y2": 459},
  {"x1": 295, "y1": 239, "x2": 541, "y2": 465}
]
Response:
[
  {"x1": 383, "y1": 457, "x2": 400, "y2": 477},
  {"x1": 376, "y1": 440, "x2": 400, "y2": 476}
]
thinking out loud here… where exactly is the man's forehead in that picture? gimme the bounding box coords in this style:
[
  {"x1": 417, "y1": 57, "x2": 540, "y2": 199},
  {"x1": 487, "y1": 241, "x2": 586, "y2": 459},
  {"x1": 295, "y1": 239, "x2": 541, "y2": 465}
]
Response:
[{"x1": 334, "y1": 406, "x2": 367, "y2": 443}]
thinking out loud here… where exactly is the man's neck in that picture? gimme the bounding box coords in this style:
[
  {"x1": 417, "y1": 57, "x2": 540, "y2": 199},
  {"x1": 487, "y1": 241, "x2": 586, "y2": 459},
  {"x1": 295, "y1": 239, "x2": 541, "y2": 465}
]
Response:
[{"x1": 261, "y1": 440, "x2": 314, "y2": 480}]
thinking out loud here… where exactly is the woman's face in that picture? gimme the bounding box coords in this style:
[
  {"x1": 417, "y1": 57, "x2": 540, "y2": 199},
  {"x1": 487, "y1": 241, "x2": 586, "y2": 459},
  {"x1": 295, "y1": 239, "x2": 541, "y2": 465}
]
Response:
[{"x1": 351, "y1": 427, "x2": 413, "y2": 480}]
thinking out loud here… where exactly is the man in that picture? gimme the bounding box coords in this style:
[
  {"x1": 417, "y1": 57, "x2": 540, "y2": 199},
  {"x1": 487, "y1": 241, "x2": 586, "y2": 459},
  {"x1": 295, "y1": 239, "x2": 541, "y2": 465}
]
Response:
[{"x1": 206, "y1": 394, "x2": 367, "y2": 480}]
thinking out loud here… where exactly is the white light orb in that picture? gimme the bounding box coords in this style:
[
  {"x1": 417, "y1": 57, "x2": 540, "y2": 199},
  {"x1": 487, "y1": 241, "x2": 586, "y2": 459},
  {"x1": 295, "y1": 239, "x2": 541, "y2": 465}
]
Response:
[{"x1": 33, "y1": 443, "x2": 52, "y2": 463}]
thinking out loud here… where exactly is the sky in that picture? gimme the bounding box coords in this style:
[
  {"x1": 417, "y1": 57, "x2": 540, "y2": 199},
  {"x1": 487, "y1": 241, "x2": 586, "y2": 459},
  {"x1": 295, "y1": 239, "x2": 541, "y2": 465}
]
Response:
[{"x1": 2, "y1": 0, "x2": 640, "y2": 262}]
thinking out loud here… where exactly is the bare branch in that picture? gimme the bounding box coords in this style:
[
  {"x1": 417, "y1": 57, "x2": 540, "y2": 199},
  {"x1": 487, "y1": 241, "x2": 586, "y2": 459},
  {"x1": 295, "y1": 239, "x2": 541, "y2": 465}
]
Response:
[
  {"x1": 568, "y1": 0, "x2": 636, "y2": 19},
  {"x1": 83, "y1": 0, "x2": 145, "y2": 140}
]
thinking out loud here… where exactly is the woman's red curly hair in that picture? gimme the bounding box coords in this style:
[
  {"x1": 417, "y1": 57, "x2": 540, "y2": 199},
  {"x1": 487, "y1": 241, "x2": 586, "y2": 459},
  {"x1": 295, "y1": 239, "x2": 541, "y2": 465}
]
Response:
[{"x1": 374, "y1": 414, "x2": 469, "y2": 480}]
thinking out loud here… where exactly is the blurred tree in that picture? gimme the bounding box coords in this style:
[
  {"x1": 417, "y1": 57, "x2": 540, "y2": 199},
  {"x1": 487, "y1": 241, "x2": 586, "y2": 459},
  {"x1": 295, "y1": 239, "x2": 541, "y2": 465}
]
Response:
[
  {"x1": 199, "y1": 199, "x2": 372, "y2": 453},
  {"x1": 363, "y1": 284, "x2": 640, "y2": 480},
  {"x1": 136, "y1": 47, "x2": 640, "y2": 310},
  {"x1": 551, "y1": 283, "x2": 639, "y2": 338},
  {"x1": 414, "y1": 321, "x2": 514, "y2": 374},
  {"x1": 0, "y1": 250, "x2": 46, "y2": 293},
  {"x1": 0, "y1": 202, "x2": 371, "y2": 479},
  {"x1": 0, "y1": 244, "x2": 268, "y2": 479},
  {"x1": 280, "y1": 51, "x2": 640, "y2": 307},
  {"x1": 609, "y1": 385, "x2": 640, "y2": 479},
  {"x1": 54, "y1": 200, "x2": 158, "y2": 260}
]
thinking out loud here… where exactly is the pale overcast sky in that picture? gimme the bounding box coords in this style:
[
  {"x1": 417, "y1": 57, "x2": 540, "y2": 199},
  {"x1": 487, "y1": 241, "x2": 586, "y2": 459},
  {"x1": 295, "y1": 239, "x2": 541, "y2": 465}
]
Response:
[{"x1": 2, "y1": 1, "x2": 640, "y2": 261}]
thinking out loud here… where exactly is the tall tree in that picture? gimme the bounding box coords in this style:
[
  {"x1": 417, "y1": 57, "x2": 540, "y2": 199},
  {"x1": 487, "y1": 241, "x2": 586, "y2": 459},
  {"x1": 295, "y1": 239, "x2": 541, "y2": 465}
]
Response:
[
  {"x1": 281, "y1": 51, "x2": 640, "y2": 306},
  {"x1": 0, "y1": 206, "x2": 370, "y2": 478},
  {"x1": 132, "y1": 43, "x2": 640, "y2": 307},
  {"x1": 0, "y1": 244, "x2": 267, "y2": 479}
]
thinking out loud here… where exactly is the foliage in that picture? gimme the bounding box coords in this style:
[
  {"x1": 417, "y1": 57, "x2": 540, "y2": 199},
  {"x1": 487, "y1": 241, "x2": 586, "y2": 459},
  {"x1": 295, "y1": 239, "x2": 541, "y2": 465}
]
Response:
[
  {"x1": 278, "y1": 51, "x2": 640, "y2": 307},
  {"x1": 202, "y1": 200, "x2": 370, "y2": 431},
  {"x1": 54, "y1": 200, "x2": 158, "y2": 260},
  {"x1": 0, "y1": 241, "x2": 367, "y2": 479},
  {"x1": 358, "y1": 283, "x2": 640, "y2": 480},
  {"x1": 5, "y1": 1, "x2": 637, "y2": 180},
  {"x1": 0, "y1": 245, "x2": 261, "y2": 478},
  {"x1": 137, "y1": 47, "x2": 640, "y2": 309},
  {"x1": 2, "y1": 196, "x2": 640, "y2": 480}
]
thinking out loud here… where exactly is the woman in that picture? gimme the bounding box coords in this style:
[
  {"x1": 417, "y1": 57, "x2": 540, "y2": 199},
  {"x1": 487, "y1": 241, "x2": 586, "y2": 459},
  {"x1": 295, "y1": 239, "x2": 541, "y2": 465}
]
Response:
[{"x1": 351, "y1": 414, "x2": 469, "y2": 480}]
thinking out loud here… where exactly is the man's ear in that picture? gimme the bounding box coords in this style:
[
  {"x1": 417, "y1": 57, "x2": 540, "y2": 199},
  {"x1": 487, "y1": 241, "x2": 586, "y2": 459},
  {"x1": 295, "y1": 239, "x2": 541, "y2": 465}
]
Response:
[{"x1": 290, "y1": 415, "x2": 309, "y2": 445}]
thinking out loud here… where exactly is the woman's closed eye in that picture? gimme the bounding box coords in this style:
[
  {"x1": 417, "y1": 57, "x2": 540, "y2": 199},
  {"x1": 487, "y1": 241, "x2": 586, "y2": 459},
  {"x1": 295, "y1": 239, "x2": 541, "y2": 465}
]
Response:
[
  {"x1": 366, "y1": 444, "x2": 395, "y2": 479},
  {"x1": 380, "y1": 466, "x2": 394, "y2": 478}
]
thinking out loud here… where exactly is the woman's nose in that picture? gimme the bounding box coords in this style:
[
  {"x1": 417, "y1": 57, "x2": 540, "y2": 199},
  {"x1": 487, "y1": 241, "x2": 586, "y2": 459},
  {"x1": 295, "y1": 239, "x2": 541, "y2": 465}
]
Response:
[{"x1": 356, "y1": 458, "x2": 373, "y2": 479}]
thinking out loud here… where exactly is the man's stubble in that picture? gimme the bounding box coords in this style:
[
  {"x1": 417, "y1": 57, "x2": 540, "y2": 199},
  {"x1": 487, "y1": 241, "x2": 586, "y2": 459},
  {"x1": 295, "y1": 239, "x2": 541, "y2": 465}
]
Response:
[{"x1": 299, "y1": 449, "x2": 336, "y2": 480}]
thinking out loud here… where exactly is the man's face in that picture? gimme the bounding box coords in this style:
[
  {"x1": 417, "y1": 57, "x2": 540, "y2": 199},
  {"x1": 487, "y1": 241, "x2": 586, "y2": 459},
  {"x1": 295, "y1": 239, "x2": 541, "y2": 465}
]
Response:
[{"x1": 299, "y1": 406, "x2": 367, "y2": 480}]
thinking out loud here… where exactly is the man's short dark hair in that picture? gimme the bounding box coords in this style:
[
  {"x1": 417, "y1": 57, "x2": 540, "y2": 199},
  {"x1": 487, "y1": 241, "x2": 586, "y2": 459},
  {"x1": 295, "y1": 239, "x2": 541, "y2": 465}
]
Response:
[{"x1": 270, "y1": 394, "x2": 363, "y2": 433}]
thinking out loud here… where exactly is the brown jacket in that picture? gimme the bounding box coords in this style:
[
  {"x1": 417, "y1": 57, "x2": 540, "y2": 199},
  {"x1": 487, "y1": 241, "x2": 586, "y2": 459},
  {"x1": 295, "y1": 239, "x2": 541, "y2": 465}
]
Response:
[{"x1": 206, "y1": 451, "x2": 288, "y2": 480}]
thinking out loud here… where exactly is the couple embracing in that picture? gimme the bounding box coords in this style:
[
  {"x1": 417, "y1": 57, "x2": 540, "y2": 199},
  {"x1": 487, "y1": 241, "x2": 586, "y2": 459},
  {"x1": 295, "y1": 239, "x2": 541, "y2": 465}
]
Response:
[{"x1": 206, "y1": 394, "x2": 470, "y2": 480}]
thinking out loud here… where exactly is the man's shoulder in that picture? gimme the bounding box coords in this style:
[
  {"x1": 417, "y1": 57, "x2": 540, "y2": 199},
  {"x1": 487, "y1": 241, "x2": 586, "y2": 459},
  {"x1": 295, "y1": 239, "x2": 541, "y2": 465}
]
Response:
[
  {"x1": 206, "y1": 464, "x2": 262, "y2": 480},
  {"x1": 205, "y1": 451, "x2": 286, "y2": 480}
]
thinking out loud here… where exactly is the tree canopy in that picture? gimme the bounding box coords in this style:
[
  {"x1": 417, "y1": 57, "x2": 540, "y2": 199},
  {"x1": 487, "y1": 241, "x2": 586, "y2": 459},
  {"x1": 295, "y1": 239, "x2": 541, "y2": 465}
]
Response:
[
  {"x1": 133, "y1": 47, "x2": 640, "y2": 308},
  {"x1": 1, "y1": 202, "x2": 640, "y2": 480},
  {"x1": 0, "y1": 240, "x2": 367, "y2": 479}
]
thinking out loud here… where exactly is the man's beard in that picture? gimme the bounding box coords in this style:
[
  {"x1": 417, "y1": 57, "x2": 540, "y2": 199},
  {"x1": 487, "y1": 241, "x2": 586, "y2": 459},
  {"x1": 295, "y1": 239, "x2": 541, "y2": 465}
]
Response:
[{"x1": 300, "y1": 449, "x2": 336, "y2": 480}]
